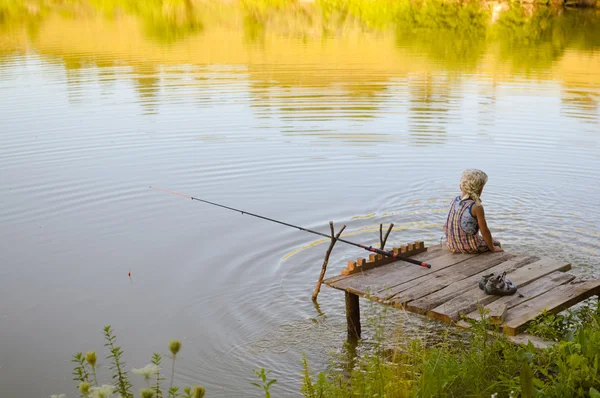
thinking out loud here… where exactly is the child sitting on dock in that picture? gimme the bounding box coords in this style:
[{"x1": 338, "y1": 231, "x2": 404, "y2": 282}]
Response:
[{"x1": 444, "y1": 169, "x2": 503, "y2": 254}]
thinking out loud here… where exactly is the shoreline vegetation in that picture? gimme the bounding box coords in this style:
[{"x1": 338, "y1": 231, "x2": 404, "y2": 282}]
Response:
[
  {"x1": 68, "y1": 326, "x2": 206, "y2": 398},
  {"x1": 59, "y1": 302, "x2": 600, "y2": 397},
  {"x1": 298, "y1": 300, "x2": 600, "y2": 398}
]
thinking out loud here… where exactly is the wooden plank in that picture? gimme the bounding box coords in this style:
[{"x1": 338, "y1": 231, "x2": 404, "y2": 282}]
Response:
[
  {"x1": 410, "y1": 245, "x2": 447, "y2": 261},
  {"x1": 465, "y1": 271, "x2": 576, "y2": 323},
  {"x1": 342, "y1": 245, "x2": 427, "y2": 275},
  {"x1": 380, "y1": 251, "x2": 518, "y2": 296},
  {"x1": 503, "y1": 279, "x2": 600, "y2": 336},
  {"x1": 455, "y1": 321, "x2": 554, "y2": 349},
  {"x1": 381, "y1": 252, "x2": 517, "y2": 305},
  {"x1": 490, "y1": 303, "x2": 508, "y2": 324},
  {"x1": 506, "y1": 333, "x2": 554, "y2": 350},
  {"x1": 403, "y1": 255, "x2": 538, "y2": 314},
  {"x1": 328, "y1": 249, "x2": 475, "y2": 296},
  {"x1": 324, "y1": 273, "x2": 355, "y2": 285},
  {"x1": 323, "y1": 245, "x2": 445, "y2": 286},
  {"x1": 340, "y1": 241, "x2": 428, "y2": 276},
  {"x1": 427, "y1": 258, "x2": 571, "y2": 323},
  {"x1": 324, "y1": 246, "x2": 446, "y2": 290},
  {"x1": 325, "y1": 247, "x2": 443, "y2": 286}
]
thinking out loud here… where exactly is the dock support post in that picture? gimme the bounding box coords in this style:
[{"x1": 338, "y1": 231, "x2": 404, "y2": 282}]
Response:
[{"x1": 345, "y1": 292, "x2": 361, "y2": 341}]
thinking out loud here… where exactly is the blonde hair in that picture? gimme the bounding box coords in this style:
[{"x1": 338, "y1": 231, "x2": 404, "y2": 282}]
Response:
[{"x1": 459, "y1": 169, "x2": 488, "y2": 205}]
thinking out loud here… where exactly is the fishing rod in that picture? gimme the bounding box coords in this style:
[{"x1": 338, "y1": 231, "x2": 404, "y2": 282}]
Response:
[{"x1": 151, "y1": 187, "x2": 432, "y2": 268}]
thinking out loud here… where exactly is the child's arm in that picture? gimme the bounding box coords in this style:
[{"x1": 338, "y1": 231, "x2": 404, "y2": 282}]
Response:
[{"x1": 472, "y1": 204, "x2": 503, "y2": 252}]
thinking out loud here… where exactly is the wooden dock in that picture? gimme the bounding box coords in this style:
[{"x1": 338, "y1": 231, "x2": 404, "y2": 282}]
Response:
[{"x1": 323, "y1": 243, "x2": 600, "y2": 344}]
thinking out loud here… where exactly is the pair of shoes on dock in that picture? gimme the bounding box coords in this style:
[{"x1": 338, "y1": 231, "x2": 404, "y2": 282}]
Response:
[{"x1": 478, "y1": 272, "x2": 517, "y2": 296}]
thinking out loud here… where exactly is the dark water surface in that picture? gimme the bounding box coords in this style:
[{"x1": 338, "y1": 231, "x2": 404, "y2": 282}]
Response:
[{"x1": 1, "y1": 3, "x2": 600, "y2": 397}]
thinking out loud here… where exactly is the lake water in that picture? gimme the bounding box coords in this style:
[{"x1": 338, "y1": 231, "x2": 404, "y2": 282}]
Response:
[{"x1": 1, "y1": 2, "x2": 599, "y2": 397}]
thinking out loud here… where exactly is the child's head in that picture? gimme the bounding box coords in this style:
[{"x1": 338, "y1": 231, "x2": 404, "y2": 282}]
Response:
[{"x1": 459, "y1": 169, "x2": 488, "y2": 204}]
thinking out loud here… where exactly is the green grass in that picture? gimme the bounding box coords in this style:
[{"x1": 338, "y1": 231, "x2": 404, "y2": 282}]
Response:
[
  {"x1": 58, "y1": 300, "x2": 600, "y2": 397},
  {"x1": 300, "y1": 300, "x2": 600, "y2": 398}
]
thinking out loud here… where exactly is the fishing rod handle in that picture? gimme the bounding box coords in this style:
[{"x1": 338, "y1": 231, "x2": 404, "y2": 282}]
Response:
[{"x1": 369, "y1": 247, "x2": 431, "y2": 268}]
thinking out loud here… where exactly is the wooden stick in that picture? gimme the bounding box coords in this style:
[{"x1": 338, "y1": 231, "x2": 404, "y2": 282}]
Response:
[
  {"x1": 380, "y1": 223, "x2": 394, "y2": 250},
  {"x1": 312, "y1": 222, "x2": 347, "y2": 301}
]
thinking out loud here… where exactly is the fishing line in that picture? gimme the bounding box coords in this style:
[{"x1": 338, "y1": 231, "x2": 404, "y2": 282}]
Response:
[{"x1": 151, "y1": 186, "x2": 431, "y2": 268}]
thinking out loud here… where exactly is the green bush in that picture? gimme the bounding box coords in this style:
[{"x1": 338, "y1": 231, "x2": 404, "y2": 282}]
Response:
[
  {"x1": 301, "y1": 304, "x2": 600, "y2": 398},
  {"x1": 55, "y1": 303, "x2": 600, "y2": 397}
]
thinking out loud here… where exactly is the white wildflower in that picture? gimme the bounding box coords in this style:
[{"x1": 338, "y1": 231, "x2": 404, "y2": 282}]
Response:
[
  {"x1": 132, "y1": 363, "x2": 160, "y2": 379},
  {"x1": 490, "y1": 394, "x2": 498, "y2": 398},
  {"x1": 89, "y1": 384, "x2": 116, "y2": 398}
]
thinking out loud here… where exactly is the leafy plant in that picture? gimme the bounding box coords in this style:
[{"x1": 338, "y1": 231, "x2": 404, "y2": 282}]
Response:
[
  {"x1": 104, "y1": 325, "x2": 134, "y2": 398},
  {"x1": 72, "y1": 352, "x2": 91, "y2": 385},
  {"x1": 68, "y1": 326, "x2": 205, "y2": 398},
  {"x1": 251, "y1": 368, "x2": 277, "y2": 398},
  {"x1": 151, "y1": 353, "x2": 165, "y2": 398},
  {"x1": 527, "y1": 299, "x2": 600, "y2": 341}
]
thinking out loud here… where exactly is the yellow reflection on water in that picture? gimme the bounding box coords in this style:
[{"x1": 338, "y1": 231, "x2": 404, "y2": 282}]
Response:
[{"x1": 1, "y1": 1, "x2": 599, "y2": 129}]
